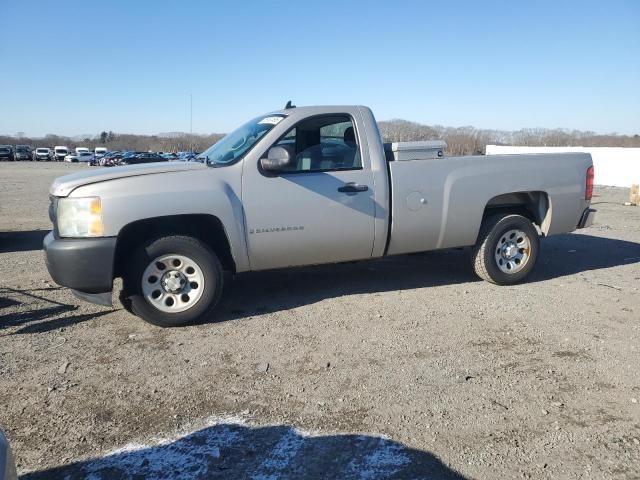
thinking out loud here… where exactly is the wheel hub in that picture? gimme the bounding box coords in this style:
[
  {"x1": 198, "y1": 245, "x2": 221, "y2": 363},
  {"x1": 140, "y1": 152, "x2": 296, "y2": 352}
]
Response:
[
  {"x1": 494, "y1": 229, "x2": 531, "y2": 274},
  {"x1": 502, "y1": 242, "x2": 518, "y2": 259},
  {"x1": 161, "y1": 270, "x2": 186, "y2": 293}
]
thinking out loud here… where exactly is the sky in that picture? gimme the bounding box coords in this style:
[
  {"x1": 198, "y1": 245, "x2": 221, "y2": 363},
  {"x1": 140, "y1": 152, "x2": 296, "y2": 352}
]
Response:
[{"x1": 0, "y1": 0, "x2": 638, "y2": 137}]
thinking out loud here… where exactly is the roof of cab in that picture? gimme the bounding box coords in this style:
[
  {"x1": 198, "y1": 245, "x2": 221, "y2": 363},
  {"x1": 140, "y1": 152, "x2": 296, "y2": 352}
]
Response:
[{"x1": 266, "y1": 105, "x2": 368, "y2": 117}]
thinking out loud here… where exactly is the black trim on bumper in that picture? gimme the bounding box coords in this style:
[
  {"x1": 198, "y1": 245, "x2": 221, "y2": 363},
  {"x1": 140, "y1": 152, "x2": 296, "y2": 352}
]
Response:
[
  {"x1": 577, "y1": 208, "x2": 596, "y2": 229},
  {"x1": 43, "y1": 232, "x2": 117, "y2": 294}
]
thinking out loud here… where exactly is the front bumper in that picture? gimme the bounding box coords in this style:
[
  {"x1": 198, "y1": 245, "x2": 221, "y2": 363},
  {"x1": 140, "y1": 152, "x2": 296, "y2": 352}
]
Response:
[
  {"x1": 43, "y1": 232, "x2": 117, "y2": 298},
  {"x1": 577, "y1": 208, "x2": 596, "y2": 229}
]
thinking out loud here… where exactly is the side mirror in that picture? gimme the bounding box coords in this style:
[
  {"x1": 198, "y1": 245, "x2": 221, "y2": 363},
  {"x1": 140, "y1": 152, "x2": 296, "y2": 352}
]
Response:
[{"x1": 260, "y1": 146, "x2": 292, "y2": 172}]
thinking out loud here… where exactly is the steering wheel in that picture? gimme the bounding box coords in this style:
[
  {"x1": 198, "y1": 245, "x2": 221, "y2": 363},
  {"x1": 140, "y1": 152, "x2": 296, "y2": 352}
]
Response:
[{"x1": 230, "y1": 135, "x2": 248, "y2": 151}]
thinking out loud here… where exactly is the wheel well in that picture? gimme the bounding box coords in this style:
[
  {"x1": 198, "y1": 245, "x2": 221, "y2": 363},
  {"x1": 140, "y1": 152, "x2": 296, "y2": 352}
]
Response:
[
  {"x1": 483, "y1": 191, "x2": 551, "y2": 235},
  {"x1": 113, "y1": 214, "x2": 236, "y2": 277}
]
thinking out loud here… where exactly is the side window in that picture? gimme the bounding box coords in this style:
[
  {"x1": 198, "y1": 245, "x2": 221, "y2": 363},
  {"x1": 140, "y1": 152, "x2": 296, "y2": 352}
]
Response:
[{"x1": 275, "y1": 115, "x2": 361, "y2": 172}]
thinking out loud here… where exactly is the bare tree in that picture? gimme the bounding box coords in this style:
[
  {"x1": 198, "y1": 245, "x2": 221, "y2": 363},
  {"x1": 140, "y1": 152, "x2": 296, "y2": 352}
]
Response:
[{"x1": 1, "y1": 123, "x2": 638, "y2": 156}]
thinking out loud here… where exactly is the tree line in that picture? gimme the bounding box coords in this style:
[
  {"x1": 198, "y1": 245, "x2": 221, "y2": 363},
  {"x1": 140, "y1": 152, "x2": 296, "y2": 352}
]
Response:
[
  {"x1": 2, "y1": 123, "x2": 638, "y2": 156},
  {"x1": 378, "y1": 120, "x2": 640, "y2": 156}
]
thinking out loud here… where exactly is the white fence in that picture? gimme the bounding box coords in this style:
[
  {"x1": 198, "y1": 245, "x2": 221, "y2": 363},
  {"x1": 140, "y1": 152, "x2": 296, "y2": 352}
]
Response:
[{"x1": 485, "y1": 145, "x2": 640, "y2": 188}]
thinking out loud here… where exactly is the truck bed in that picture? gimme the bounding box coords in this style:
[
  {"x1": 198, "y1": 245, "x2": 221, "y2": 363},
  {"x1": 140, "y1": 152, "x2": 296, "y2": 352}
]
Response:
[{"x1": 386, "y1": 153, "x2": 592, "y2": 255}]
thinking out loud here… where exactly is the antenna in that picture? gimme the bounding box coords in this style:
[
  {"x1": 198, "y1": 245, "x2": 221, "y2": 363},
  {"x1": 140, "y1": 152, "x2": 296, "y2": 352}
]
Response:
[{"x1": 285, "y1": 100, "x2": 296, "y2": 109}]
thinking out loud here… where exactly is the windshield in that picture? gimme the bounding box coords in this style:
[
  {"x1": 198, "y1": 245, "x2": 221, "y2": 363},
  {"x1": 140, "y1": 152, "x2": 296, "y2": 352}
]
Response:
[{"x1": 197, "y1": 114, "x2": 285, "y2": 166}]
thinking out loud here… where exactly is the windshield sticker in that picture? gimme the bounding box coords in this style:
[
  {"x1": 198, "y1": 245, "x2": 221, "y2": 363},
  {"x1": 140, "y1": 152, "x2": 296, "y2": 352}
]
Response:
[{"x1": 258, "y1": 116, "x2": 284, "y2": 125}]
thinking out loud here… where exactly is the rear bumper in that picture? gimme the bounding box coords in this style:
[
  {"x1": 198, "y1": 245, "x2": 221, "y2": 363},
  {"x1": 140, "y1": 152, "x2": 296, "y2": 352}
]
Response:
[
  {"x1": 577, "y1": 208, "x2": 596, "y2": 229},
  {"x1": 43, "y1": 232, "x2": 116, "y2": 295}
]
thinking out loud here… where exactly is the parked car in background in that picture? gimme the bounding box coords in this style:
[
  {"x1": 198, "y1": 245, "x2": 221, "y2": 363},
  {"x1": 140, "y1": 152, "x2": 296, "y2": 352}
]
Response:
[
  {"x1": 176, "y1": 151, "x2": 199, "y2": 161},
  {"x1": 75, "y1": 147, "x2": 90, "y2": 154},
  {"x1": 89, "y1": 148, "x2": 106, "y2": 166},
  {"x1": 180, "y1": 152, "x2": 200, "y2": 162},
  {"x1": 65, "y1": 151, "x2": 94, "y2": 163},
  {"x1": 161, "y1": 152, "x2": 179, "y2": 161},
  {"x1": 0, "y1": 430, "x2": 17, "y2": 480},
  {"x1": 94, "y1": 147, "x2": 108, "y2": 159},
  {"x1": 53, "y1": 146, "x2": 69, "y2": 162},
  {"x1": 0, "y1": 146, "x2": 15, "y2": 161},
  {"x1": 113, "y1": 150, "x2": 138, "y2": 163},
  {"x1": 14, "y1": 145, "x2": 32, "y2": 161},
  {"x1": 34, "y1": 147, "x2": 53, "y2": 161},
  {"x1": 100, "y1": 150, "x2": 122, "y2": 166},
  {"x1": 77, "y1": 151, "x2": 95, "y2": 163},
  {"x1": 104, "y1": 150, "x2": 140, "y2": 167},
  {"x1": 117, "y1": 152, "x2": 167, "y2": 165}
]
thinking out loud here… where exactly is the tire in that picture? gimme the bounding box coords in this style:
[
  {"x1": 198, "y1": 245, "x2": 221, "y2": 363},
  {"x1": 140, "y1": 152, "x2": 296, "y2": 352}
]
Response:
[
  {"x1": 472, "y1": 214, "x2": 539, "y2": 285},
  {"x1": 123, "y1": 235, "x2": 224, "y2": 327}
]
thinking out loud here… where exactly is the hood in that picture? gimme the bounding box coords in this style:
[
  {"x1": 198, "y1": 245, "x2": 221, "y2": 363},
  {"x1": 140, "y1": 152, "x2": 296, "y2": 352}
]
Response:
[{"x1": 50, "y1": 161, "x2": 207, "y2": 196}]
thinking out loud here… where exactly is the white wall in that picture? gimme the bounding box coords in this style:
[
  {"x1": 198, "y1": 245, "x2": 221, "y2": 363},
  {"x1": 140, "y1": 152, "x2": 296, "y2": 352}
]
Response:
[{"x1": 485, "y1": 145, "x2": 640, "y2": 188}]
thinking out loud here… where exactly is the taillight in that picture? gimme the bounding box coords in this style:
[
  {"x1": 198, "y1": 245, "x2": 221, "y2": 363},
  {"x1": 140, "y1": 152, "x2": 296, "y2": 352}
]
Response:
[{"x1": 585, "y1": 165, "x2": 594, "y2": 201}]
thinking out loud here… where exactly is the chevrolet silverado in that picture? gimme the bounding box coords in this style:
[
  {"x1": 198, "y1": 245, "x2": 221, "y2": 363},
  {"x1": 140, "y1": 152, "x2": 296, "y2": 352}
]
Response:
[{"x1": 44, "y1": 105, "x2": 595, "y2": 327}]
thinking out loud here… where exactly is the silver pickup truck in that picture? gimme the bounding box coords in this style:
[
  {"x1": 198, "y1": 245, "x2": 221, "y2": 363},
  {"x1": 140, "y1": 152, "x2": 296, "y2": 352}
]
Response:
[{"x1": 44, "y1": 105, "x2": 595, "y2": 327}]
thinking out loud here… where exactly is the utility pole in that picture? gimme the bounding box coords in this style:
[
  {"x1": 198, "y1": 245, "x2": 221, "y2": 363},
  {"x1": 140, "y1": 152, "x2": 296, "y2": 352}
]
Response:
[{"x1": 189, "y1": 93, "x2": 193, "y2": 153}]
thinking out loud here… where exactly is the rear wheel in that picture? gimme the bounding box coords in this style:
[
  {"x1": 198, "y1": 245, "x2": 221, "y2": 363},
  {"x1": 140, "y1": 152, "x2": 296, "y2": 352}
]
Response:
[
  {"x1": 123, "y1": 235, "x2": 224, "y2": 327},
  {"x1": 472, "y1": 214, "x2": 539, "y2": 285}
]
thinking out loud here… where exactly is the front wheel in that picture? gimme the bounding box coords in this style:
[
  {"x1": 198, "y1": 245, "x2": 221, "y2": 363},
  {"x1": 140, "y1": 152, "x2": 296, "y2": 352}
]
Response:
[
  {"x1": 123, "y1": 235, "x2": 224, "y2": 327},
  {"x1": 472, "y1": 214, "x2": 539, "y2": 285}
]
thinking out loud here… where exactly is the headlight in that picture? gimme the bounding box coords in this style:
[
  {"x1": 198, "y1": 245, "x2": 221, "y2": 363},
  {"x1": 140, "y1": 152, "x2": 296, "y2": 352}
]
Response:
[{"x1": 57, "y1": 197, "x2": 104, "y2": 237}]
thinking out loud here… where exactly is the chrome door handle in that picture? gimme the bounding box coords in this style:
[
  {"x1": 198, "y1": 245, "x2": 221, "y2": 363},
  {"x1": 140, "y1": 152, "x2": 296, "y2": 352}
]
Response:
[{"x1": 338, "y1": 182, "x2": 368, "y2": 193}]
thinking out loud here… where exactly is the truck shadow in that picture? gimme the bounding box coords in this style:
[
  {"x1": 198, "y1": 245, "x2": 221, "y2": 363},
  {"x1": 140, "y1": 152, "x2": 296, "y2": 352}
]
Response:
[
  {"x1": 0, "y1": 230, "x2": 48, "y2": 253},
  {"x1": 20, "y1": 422, "x2": 466, "y2": 480},
  {"x1": 216, "y1": 233, "x2": 639, "y2": 322},
  {"x1": 531, "y1": 232, "x2": 640, "y2": 281},
  {"x1": 0, "y1": 287, "x2": 111, "y2": 335}
]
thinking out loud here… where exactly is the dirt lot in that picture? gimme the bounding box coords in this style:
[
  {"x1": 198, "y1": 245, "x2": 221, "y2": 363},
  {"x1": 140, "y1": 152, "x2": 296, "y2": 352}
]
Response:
[{"x1": 1, "y1": 162, "x2": 639, "y2": 479}]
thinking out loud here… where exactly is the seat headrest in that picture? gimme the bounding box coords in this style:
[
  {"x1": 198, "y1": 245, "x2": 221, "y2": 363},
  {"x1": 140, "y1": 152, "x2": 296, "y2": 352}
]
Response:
[{"x1": 344, "y1": 126, "x2": 356, "y2": 144}]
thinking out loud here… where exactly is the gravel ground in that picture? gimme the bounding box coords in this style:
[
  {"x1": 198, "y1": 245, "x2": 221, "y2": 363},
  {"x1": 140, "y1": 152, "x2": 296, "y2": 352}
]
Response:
[{"x1": 1, "y1": 162, "x2": 639, "y2": 479}]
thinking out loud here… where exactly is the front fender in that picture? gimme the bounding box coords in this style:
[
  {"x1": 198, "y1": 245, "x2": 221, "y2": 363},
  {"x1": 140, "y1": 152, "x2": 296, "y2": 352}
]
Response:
[{"x1": 69, "y1": 165, "x2": 250, "y2": 272}]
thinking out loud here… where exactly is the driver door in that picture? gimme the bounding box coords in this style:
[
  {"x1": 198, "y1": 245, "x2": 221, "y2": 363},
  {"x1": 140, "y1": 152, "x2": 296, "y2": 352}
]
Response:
[{"x1": 241, "y1": 113, "x2": 376, "y2": 271}]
